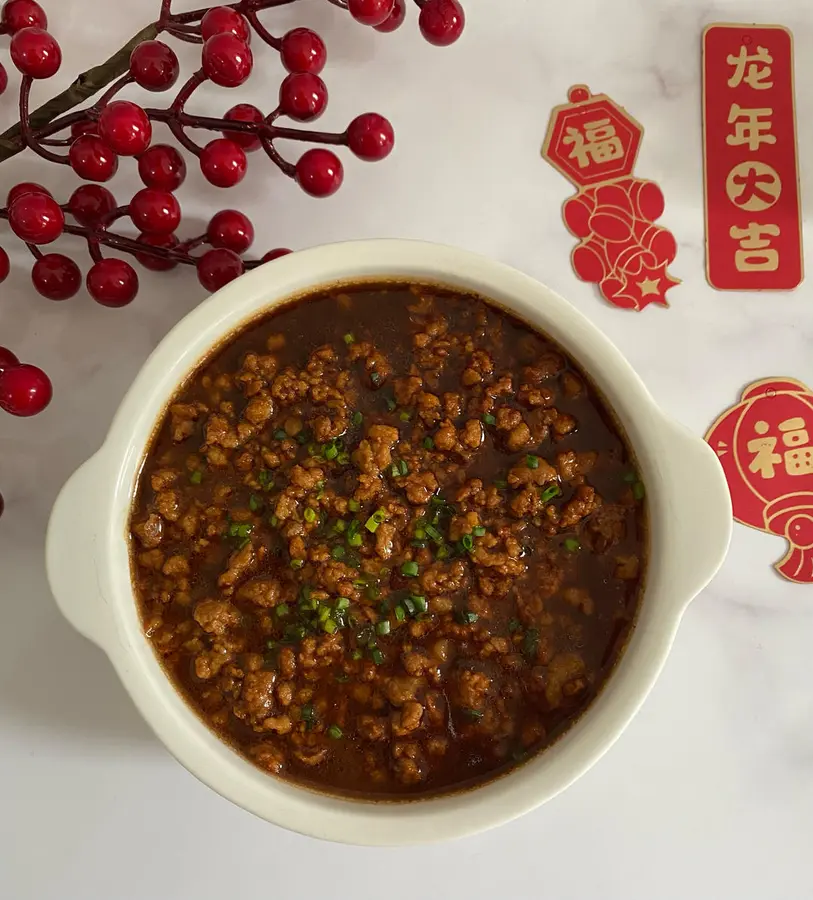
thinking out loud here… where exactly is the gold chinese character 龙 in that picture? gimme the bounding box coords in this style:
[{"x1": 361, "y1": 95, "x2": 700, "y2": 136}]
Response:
[
  {"x1": 727, "y1": 45, "x2": 774, "y2": 90},
  {"x1": 730, "y1": 223, "x2": 781, "y2": 272},
  {"x1": 726, "y1": 104, "x2": 776, "y2": 151},
  {"x1": 748, "y1": 420, "x2": 782, "y2": 478},
  {"x1": 563, "y1": 118, "x2": 624, "y2": 169},
  {"x1": 725, "y1": 161, "x2": 782, "y2": 212}
]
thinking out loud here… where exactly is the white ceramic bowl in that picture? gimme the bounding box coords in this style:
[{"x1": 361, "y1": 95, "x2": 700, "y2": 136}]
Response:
[{"x1": 46, "y1": 240, "x2": 732, "y2": 845}]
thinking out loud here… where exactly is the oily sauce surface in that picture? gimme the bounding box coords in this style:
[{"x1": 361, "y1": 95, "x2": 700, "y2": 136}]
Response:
[{"x1": 130, "y1": 283, "x2": 646, "y2": 798}]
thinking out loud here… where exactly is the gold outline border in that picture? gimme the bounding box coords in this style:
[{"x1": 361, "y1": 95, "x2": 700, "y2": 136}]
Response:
[{"x1": 701, "y1": 23, "x2": 804, "y2": 292}]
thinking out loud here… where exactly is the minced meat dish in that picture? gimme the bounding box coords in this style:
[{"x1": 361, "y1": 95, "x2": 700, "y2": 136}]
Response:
[{"x1": 130, "y1": 283, "x2": 646, "y2": 798}]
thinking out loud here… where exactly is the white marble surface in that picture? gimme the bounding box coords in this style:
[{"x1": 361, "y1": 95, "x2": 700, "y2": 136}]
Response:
[{"x1": 2, "y1": 0, "x2": 813, "y2": 897}]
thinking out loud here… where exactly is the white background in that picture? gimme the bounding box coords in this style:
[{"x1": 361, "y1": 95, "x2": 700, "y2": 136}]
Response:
[{"x1": 2, "y1": 1, "x2": 813, "y2": 897}]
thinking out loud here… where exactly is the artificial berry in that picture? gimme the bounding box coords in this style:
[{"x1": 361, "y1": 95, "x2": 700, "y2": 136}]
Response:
[
  {"x1": 8, "y1": 192, "x2": 64, "y2": 244},
  {"x1": 0, "y1": 61, "x2": 7, "y2": 96},
  {"x1": 1, "y1": 0, "x2": 46, "y2": 33},
  {"x1": 70, "y1": 119, "x2": 98, "y2": 139},
  {"x1": 68, "y1": 184, "x2": 117, "y2": 227},
  {"x1": 86, "y1": 258, "x2": 139, "y2": 307},
  {"x1": 0, "y1": 247, "x2": 9, "y2": 283},
  {"x1": 130, "y1": 40, "x2": 179, "y2": 92},
  {"x1": 31, "y1": 253, "x2": 81, "y2": 301},
  {"x1": 279, "y1": 73, "x2": 328, "y2": 122},
  {"x1": 296, "y1": 148, "x2": 343, "y2": 197},
  {"x1": 137, "y1": 144, "x2": 186, "y2": 191},
  {"x1": 135, "y1": 232, "x2": 179, "y2": 271},
  {"x1": 0, "y1": 363, "x2": 52, "y2": 417},
  {"x1": 418, "y1": 0, "x2": 465, "y2": 46},
  {"x1": 98, "y1": 100, "x2": 152, "y2": 157},
  {"x1": 223, "y1": 103, "x2": 263, "y2": 151},
  {"x1": 0, "y1": 492, "x2": 3, "y2": 519},
  {"x1": 201, "y1": 6, "x2": 250, "y2": 43},
  {"x1": 207, "y1": 210, "x2": 254, "y2": 254},
  {"x1": 348, "y1": 0, "x2": 395, "y2": 26},
  {"x1": 202, "y1": 33, "x2": 253, "y2": 88},
  {"x1": 129, "y1": 189, "x2": 181, "y2": 235},
  {"x1": 0, "y1": 347, "x2": 19, "y2": 374},
  {"x1": 6, "y1": 182, "x2": 49, "y2": 207},
  {"x1": 197, "y1": 248, "x2": 244, "y2": 292},
  {"x1": 347, "y1": 112, "x2": 394, "y2": 161},
  {"x1": 10, "y1": 26, "x2": 61, "y2": 79},
  {"x1": 262, "y1": 248, "x2": 292, "y2": 262},
  {"x1": 200, "y1": 139, "x2": 247, "y2": 188},
  {"x1": 69, "y1": 136, "x2": 119, "y2": 182},
  {"x1": 280, "y1": 28, "x2": 326, "y2": 75},
  {"x1": 374, "y1": 0, "x2": 406, "y2": 32}
]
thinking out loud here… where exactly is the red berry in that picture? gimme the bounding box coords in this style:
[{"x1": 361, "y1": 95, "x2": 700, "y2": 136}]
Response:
[
  {"x1": 7, "y1": 182, "x2": 49, "y2": 207},
  {"x1": 70, "y1": 119, "x2": 98, "y2": 139},
  {"x1": 0, "y1": 491, "x2": 4, "y2": 518},
  {"x1": 348, "y1": 0, "x2": 395, "y2": 26},
  {"x1": 0, "y1": 61, "x2": 7, "y2": 95},
  {"x1": 0, "y1": 346, "x2": 19, "y2": 374},
  {"x1": 8, "y1": 192, "x2": 64, "y2": 244},
  {"x1": 129, "y1": 189, "x2": 181, "y2": 235},
  {"x1": 262, "y1": 248, "x2": 292, "y2": 262},
  {"x1": 418, "y1": 0, "x2": 465, "y2": 46},
  {"x1": 130, "y1": 40, "x2": 179, "y2": 92},
  {"x1": 0, "y1": 247, "x2": 9, "y2": 283},
  {"x1": 280, "y1": 28, "x2": 326, "y2": 75},
  {"x1": 202, "y1": 33, "x2": 253, "y2": 88},
  {"x1": 222, "y1": 103, "x2": 263, "y2": 151},
  {"x1": 31, "y1": 253, "x2": 81, "y2": 301},
  {"x1": 137, "y1": 144, "x2": 186, "y2": 190},
  {"x1": 201, "y1": 6, "x2": 250, "y2": 43},
  {"x1": 98, "y1": 100, "x2": 152, "y2": 157},
  {"x1": 279, "y1": 73, "x2": 328, "y2": 122},
  {"x1": 200, "y1": 139, "x2": 247, "y2": 188},
  {"x1": 68, "y1": 184, "x2": 117, "y2": 227},
  {"x1": 347, "y1": 112, "x2": 394, "y2": 161},
  {"x1": 197, "y1": 248, "x2": 244, "y2": 292},
  {"x1": 0, "y1": 363, "x2": 52, "y2": 417},
  {"x1": 207, "y1": 210, "x2": 254, "y2": 254},
  {"x1": 295, "y1": 148, "x2": 344, "y2": 198},
  {"x1": 374, "y1": 0, "x2": 406, "y2": 32},
  {"x1": 69, "y1": 136, "x2": 119, "y2": 182},
  {"x1": 10, "y1": 27, "x2": 61, "y2": 79},
  {"x1": 135, "y1": 232, "x2": 179, "y2": 271},
  {"x1": 1, "y1": 0, "x2": 47, "y2": 34},
  {"x1": 86, "y1": 258, "x2": 139, "y2": 308}
]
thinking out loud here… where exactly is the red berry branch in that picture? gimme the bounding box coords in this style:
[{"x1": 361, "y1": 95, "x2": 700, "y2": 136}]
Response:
[{"x1": 0, "y1": 0, "x2": 465, "y2": 516}]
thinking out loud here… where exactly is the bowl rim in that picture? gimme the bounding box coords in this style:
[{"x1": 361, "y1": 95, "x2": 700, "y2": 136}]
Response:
[{"x1": 46, "y1": 239, "x2": 732, "y2": 845}]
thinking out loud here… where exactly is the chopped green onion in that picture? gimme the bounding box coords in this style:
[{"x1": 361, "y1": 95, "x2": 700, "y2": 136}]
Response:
[
  {"x1": 483, "y1": 413, "x2": 496, "y2": 426},
  {"x1": 331, "y1": 545, "x2": 347, "y2": 560},
  {"x1": 366, "y1": 509, "x2": 388, "y2": 532},
  {"x1": 322, "y1": 618, "x2": 338, "y2": 634},
  {"x1": 323, "y1": 441, "x2": 339, "y2": 461},
  {"x1": 622, "y1": 471, "x2": 638, "y2": 483},
  {"x1": 526, "y1": 454, "x2": 540, "y2": 470},
  {"x1": 189, "y1": 470, "x2": 203, "y2": 484},
  {"x1": 290, "y1": 558, "x2": 305, "y2": 569},
  {"x1": 352, "y1": 411, "x2": 363, "y2": 426},
  {"x1": 460, "y1": 534, "x2": 474, "y2": 552},
  {"x1": 379, "y1": 598, "x2": 391, "y2": 615},
  {"x1": 539, "y1": 484, "x2": 561, "y2": 504},
  {"x1": 249, "y1": 494, "x2": 262, "y2": 512},
  {"x1": 425, "y1": 524, "x2": 444, "y2": 545},
  {"x1": 334, "y1": 519, "x2": 347, "y2": 534},
  {"x1": 337, "y1": 451, "x2": 351, "y2": 466},
  {"x1": 328, "y1": 724, "x2": 344, "y2": 739},
  {"x1": 508, "y1": 617, "x2": 521, "y2": 632},
  {"x1": 494, "y1": 479, "x2": 508, "y2": 490},
  {"x1": 402, "y1": 595, "x2": 416, "y2": 616},
  {"x1": 412, "y1": 539, "x2": 428, "y2": 549},
  {"x1": 399, "y1": 411, "x2": 411, "y2": 423},
  {"x1": 348, "y1": 499, "x2": 360, "y2": 513},
  {"x1": 285, "y1": 623, "x2": 308, "y2": 642},
  {"x1": 457, "y1": 609, "x2": 479, "y2": 625},
  {"x1": 422, "y1": 437, "x2": 434, "y2": 450},
  {"x1": 304, "y1": 507, "x2": 317, "y2": 523},
  {"x1": 401, "y1": 561, "x2": 419, "y2": 577},
  {"x1": 564, "y1": 537, "x2": 580, "y2": 552},
  {"x1": 370, "y1": 648, "x2": 385, "y2": 665},
  {"x1": 463, "y1": 708, "x2": 484, "y2": 721},
  {"x1": 377, "y1": 620, "x2": 391, "y2": 636},
  {"x1": 226, "y1": 522, "x2": 253, "y2": 539},
  {"x1": 344, "y1": 333, "x2": 355, "y2": 345},
  {"x1": 301, "y1": 703, "x2": 316, "y2": 728},
  {"x1": 395, "y1": 605, "x2": 406, "y2": 622},
  {"x1": 351, "y1": 649, "x2": 363, "y2": 661},
  {"x1": 436, "y1": 545, "x2": 451, "y2": 560},
  {"x1": 348, "y1": 532, "x2": 363, "y2": 548},
  {"x1": 473, "y1": 526, "x2": 486, "y2": 537},
  {"x1": 365, "y1": 583, "x2": 380, "y2": 601},
  {"x1": 398, "y1": 459, "x2": 408, "y2": 476},
  {"x1": 336, "y1": 597, "x2": 351, "y2": 611},
  {"x1": 335, "y1": 673, "x2": 350, "y2": 683},
  {"x1": 633, "y1": 481, "x2": 646, "y2": 501},
  {"x1": 276, "y1": 603, "x2": 290, "y2": 618},
  {"x1": 523, "y1": 628, "x2": 540, "y2": 657},
  {"x1": 273, "y1": 429, "x2": 287, "y2": 441},
  {"x1": 370, "y1": 372, "x2": 382, "y2": 386},
  {"x1": 411, "y1": 595, "x2": 428, "y2": 614},
  {"x1": 296, "y1": 432, "x2": 308, "y2": 445},
  {"x1": 385, "y1": 397, "x2": 397, "y2": 411},
  {"x1": 269, "y1": 515, "x2": 279, "y2": 528}
]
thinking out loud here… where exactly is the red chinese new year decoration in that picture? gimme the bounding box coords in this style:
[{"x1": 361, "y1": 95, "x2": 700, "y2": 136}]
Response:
[
  {"x1": 706, "y1": 379, "x2": 813, "y2": 583},
  {"x1": 542, "y1": 85, "x2": 680, "y2": 311},
  {"x1": 702, "y1": 24, "x2": 803, "y2": 291}
]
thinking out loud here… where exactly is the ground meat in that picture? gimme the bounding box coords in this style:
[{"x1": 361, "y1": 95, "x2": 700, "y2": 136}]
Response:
[
  {"x1": 193, "y1": 599, "x2": 241, "y2": 636},
  {"x1": 237, "y1": 577, "x2": 282, "y2": 608},
  {"x1": 404, "y1": 471, "x2": 438, "y2": 505},
  {"x1": 133, "y1": 513, "x2": 163, "y2": 548}
]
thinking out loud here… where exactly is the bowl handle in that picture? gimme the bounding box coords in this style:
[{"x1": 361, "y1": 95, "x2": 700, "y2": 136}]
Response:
[
  {"x1": 659, "y1": 418, "x2": 733, "y2": 605},
  {"x1": 46, "y1": 453, "x2": 113, "y2": 651}
]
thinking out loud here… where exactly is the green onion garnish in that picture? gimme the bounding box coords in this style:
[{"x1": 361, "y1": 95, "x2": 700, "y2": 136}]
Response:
[
  {"x1": 494, "y1": 479, "x2": 508, "y2": 489},
  {"x1": 370, "y1": 372, "x2": 382, "y2": 386},
  {"x1": 460, "y1": 534, "x2": 474, "y2": 552},
  {"x1": 508, "y1": 617, "x2": 521, "y2": 632},
  {"x1": 370, "y1": 648, "x2": 385, "y2": 665},
  {"x1": 376, "y1": 620, "x2": 391, "y2": 636},
  {"x1": 423, "y1": 437, "x2": 434, "y2": 450},
  {"x1": 464, "y1": 708, "x2": 484, "y2": 721},
  {"x1": 328, "y1": 724, "x2": 343, "y2": 739},
  {"x1": 301, "y1": 703, "x2": 316, "y2": 728},
  {"x1": 189, "y1": 470, "x2": 203, "y2": 484},
  {"x1": 386, "y1": 397, "x2": 397, "y2": 412},
  {"x1": 399, "y1": 411, "x2": 411, "y2": 423},
  {"x1": 365, "y1": 509, "x2": 388, "y2": 533},
  {"x1": 336, "y1": 597, "x2": 351, "y2": 611},
  {"x1": 539, "y1": 484, "x2": 561, "y2": 503},
  {"x1": 482, "y1": 413, "x2": 496, "y2": 426},
  {"x1": 425, "y1": 524, "x2": 444, "y2": 545},
  {"x1": 331, "y1": 545, "x2": 346, "y2": 560},
  {"x1": 348, "y1": 499, "x2": 360, "y2": 512},
  {"x1": 249, "y1": 494, "x2": 262, "y2": 512},
  {"x1": 633, "y1": 482, "x2": 645, "y2": 501},
  {"x1": 411, "y1": 595, "x2": 428, "y2": 614},
  {"x1": 290, "y1": 558, "x2": 304, "y2": 569},
  {"x1": 401, "y1": 561, "x2": 419, "y2": 577},
  {"x1": 473, "y1": 526, "x2": 486, "y2": 537},
  {"x1": 564, "y1": 537, "x2": 580, "y2": 552},
  {"x1": 457, "y1": 609, "x2": 478, "y2": 625},
  {"x1": 304, "y1": 507, "x2": 317, "y2": 523},
  {"x1": 322, "y1": 618, "x2": 338, "y2": 634},
  {"x1": 273, "y1": 429, "x2": 287, "y2": 441},
  {"x1": 526, "y1": 454, "x2": 540, "y2": 470},
  {"x1": 344, "y1": 333, "x2": 355, "y2": 345},
  {"x1": 351, "y1": 650, "x2": 363, "y2": 661},
  {"x1": 352, "y1": 411, "x2": 363, "y2": 426},
  {"x1": 395, "y1": 605, "x2": 406, "y2": 622},
  {"x1": 276, "y1": 603, "x2": 290, "y2": 618}
]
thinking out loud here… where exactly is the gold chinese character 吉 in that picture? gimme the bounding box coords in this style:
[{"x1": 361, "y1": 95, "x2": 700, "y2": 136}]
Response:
[
  {"x1": 562, "y1": 118, "x2": 624, "y2": 169},
  {"x1": 730, "y1": 223, "x2": 781, "y2": 272},
  {"x1": 727, "y1": 45, "x2": 774, "y2": 90}
]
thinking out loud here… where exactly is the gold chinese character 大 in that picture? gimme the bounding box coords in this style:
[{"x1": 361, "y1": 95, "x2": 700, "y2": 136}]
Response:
[
  {"x1": 727, "y1": 45, "x2": 774, "y2": 90},
  {"x1": 730, "y1": 222, "x2": 781, "y2": 272},
  {"x1": 562, "y1": 118, "x2": 624, "y2": 169},
  {"x1": 726, "y1": 103, "x2": 776, "y2": 151},
  {"x1": 725, "y1": 161, "x2": 782, "y2": 212}
]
